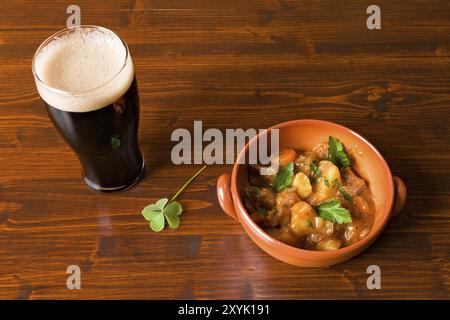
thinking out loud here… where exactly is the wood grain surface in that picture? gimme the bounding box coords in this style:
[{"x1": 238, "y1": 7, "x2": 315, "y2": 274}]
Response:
[{"x1": 0, "y1": 0, "x2": 449, "y2": 299}]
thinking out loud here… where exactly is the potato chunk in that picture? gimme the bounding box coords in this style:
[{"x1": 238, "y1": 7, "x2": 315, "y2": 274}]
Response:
[
  {"x1": 292, "y1": 172, "x2": 313, "y2": 199},
  {"x1": 290, "y1": 201, "x2": 316, "y2": 237},
  {"x1": 307, "y1": 160, "x2": 341, "y2": 206},
  {"x1": 314, "y1": 216, "x2": 335, "y2": 236},
  {"x1": 265, "y1": 227, "x2": 303, "y2": 247},
  {"x1": 317, "y1": 239, "x2": 342, "y2": 251}
]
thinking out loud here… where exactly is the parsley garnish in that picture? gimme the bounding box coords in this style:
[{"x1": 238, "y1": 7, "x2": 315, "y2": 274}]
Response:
[
  {"x1": 328, "y1": 136, "x2": 350, "y2": 168},
  {"x1": 274, "y1": 162, "x2": 294, "y2": 192},
  {"x1": 309, "y1": 160, "x2": 321, "y2": 183},
  {"x1": 332, "y1": 179, "x2": 353, "y2": 201},
  {"x1": 339, "y1": 186, "x2": 353, "y2": 201},
  {"x1": 141, "y1": 165, "x2": 207, "y2": 232},
  {"x1": 333, "y1": 178, "x2": 340, "y2": 188},
  {"x1": 316, "y1": 199, "x2": 352, "y2": 224}
]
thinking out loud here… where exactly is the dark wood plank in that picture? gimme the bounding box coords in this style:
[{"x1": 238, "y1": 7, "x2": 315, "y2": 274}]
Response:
[{"x1": 0, "y1": 0, "x2": 448, "y2": 299}]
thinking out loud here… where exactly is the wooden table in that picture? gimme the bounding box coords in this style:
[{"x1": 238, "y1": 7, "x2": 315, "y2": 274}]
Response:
[{"x1": 0, "y1": 0, "x2": 449, "y2": 299}]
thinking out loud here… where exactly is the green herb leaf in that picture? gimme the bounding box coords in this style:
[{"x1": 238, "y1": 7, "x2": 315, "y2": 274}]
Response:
[
  {"x1": 164, "y1": 214, "x2": 180, "y2": 229},
  {"x1": 317, "y1": 199, "x2": 352, "y2": 224},
  {"x1": 339, "y1": 186, "x2": 353, "y2": 201},
  {"x1": 111, "y1": 135, "x2": 121, "y2": 149},
  {"x1": 149, "y1": 212, "x2": 165, "y2": 232},
  {"x1": 309, "y1": 160, "x2": 321, "y2": 183},
  {"x1": 142, "y1": 207, "x2": 163, "y2": 221},
  {"x1": 141, "y1": 198, "x2": 167, "y2": 221},
  {"x1": 143, "y1": 203, "x2": 163, "y2": 213},
  {"x1": 274, "y1": 162, "x2": 294, "y2": 192},
  {"x1": 155, "y1": 198, "x2": 169, "y2": 209},
  {"x1": 164, "y1": 200, "x2": 183, "y2": 228},
  {"x1": 141, "y1": 166, "x2": 207, "y2": 232},
  {"x1": 164, "y1": 201, "x2": 182, "y2": 217},
  {"x1": 306, "y1": 219, "x2": 313, "y2": 228},
  {"x1": 332, "y1": 179, "x2": 353, "y2": 202},
  {"x1": 328, "y1": 136, "x2": 350, "y2": 168},
  {"x1": 333, "y1": 178, "x2": 340, "y2": 188}
]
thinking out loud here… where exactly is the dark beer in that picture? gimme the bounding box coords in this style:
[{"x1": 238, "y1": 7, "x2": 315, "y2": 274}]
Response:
[{"x1": 32, "y1": 26, "x2": 144, "y2": 191}]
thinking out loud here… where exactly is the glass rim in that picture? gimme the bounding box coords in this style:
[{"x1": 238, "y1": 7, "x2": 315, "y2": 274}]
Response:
[{"x1": 31, "y1": 25, "x2": 131, "y2": 96}]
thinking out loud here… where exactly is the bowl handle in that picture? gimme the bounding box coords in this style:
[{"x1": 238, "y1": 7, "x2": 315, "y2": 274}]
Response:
[
  {"x1": 217, "y1": 173, "x2": 238, "y2": 221},
  {"x1": 392, "y1": 176, "x2": 407, "y2": 218}
]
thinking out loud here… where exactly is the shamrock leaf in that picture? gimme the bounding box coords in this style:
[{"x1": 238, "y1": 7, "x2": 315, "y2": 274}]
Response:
[
  {"x1": 141, "y1": 198, "x2": 169, "y2": 231},
  {"x1": 163, "y1": 201, "x2": 182, "y2": 228},
  {"x1": 140, "y1": 165, "x2": 207, "y2": 232},
  {"x1": 141, "y1": 198, "x2": 168, "y2": 221},
  {"x1": 143, "y1": 199, "x2": 181, "y2": 232},
  {"x1": 149, "y1": 212, "x2": 165, "y2": 232},
  {"x1": 164, "y1": 201, "x2": 182, "y2": 216},
  {"x1": 155, "y1": 198, "x2": 169, "y2": 209},
  {"x1": 141, "y1": 208, "x2": 161, "y2": 222},
  {"x1": 164, "y1": 214, "x2": 180, "y2": 229}
]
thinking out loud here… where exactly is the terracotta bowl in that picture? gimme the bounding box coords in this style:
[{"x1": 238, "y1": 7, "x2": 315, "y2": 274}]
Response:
[{"x1": 217, "y1": 119, "x2": 407, "y2": 267}]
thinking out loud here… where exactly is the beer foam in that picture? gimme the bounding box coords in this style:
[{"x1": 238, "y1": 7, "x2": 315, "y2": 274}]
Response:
[{"x1": 33, "y1": 27, "x2": 134, "y2": 112}]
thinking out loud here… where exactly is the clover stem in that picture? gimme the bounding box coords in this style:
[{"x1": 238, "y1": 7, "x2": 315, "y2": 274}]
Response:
[{"x1": 169, "y1": 165, "x2": 207, "y2": 203}]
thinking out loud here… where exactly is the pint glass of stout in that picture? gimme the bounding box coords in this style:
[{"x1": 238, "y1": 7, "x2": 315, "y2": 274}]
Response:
[{"x1": 32, "y1": 26, "x2": 145, "y2": 192}]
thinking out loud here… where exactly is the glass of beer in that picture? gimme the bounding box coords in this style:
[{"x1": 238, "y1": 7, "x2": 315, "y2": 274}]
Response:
[{"x1": 32, "y1": 26, "x2": 145, "y2": 192}]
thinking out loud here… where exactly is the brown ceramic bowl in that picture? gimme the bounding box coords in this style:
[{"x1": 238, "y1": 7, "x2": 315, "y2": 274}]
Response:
[{"x1": 217, "y1": 119, "x2": 406, "y2": 267}]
